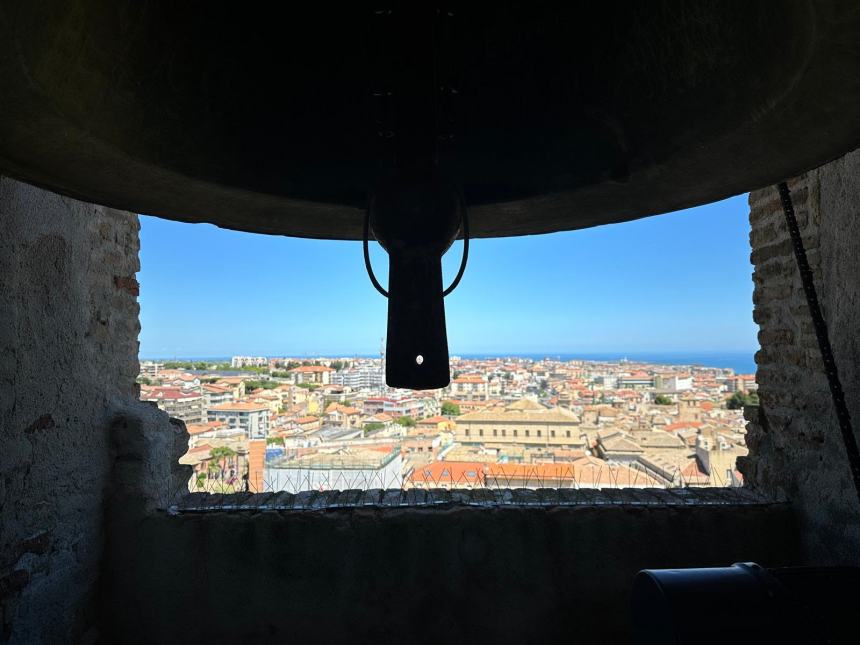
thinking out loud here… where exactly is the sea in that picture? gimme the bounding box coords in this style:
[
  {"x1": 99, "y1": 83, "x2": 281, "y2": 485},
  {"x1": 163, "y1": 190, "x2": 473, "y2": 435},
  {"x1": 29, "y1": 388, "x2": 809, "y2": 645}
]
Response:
[
  {"x1": 142, "y1": 350, "x2": 758, "y2": 375},
  {"x1": 457, "y1": 351, "x2": 758, "y2": 375}
]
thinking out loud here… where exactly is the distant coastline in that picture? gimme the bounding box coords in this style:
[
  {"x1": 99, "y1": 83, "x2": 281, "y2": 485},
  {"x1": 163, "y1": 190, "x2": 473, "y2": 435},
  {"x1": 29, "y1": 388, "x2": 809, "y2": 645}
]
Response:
[{"x1": 140, "y1": 349, "x2": 758, "y2": 375}]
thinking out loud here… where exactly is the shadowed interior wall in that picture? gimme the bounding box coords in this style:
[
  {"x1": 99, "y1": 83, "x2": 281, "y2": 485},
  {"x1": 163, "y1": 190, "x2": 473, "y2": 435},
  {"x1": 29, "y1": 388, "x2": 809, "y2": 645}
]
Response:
[
  {"x1": 741, "y1": 147, "x2": 860, "y2": 563},
  {"x1": 0, "y1": 177, "x2": 140, "y2": 643},
  {"x1": 103, "y1": 501, "x2": 798, "y2": 645}
]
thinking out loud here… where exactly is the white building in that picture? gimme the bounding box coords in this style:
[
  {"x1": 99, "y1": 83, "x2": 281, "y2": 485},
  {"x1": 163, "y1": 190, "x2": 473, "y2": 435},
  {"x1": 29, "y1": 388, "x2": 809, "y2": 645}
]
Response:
[
  {"x1": 289, "y1": 365, "x2": 334, "y2": 385},
  {"x1": 231, "y1": 356, "x2": 268, "y2": 368},
  {"x1": 449, "y1": 375, "x2": 489, "y2": 400},
  {"x1": 330, "y1": 364, "x2": 384, "y2": 389},
  {"x1": 139, "y1": 361, "x2": 164, "y2": 378},
  {"x1": 660, "y1": 375, "x2": 693, "y2": 391},
  {"x1": 208, "y1": 402, "x2": 269, "y2": 439},
  {"x1": 383, "y1": 397, "x2": 424, "y2": 418}
]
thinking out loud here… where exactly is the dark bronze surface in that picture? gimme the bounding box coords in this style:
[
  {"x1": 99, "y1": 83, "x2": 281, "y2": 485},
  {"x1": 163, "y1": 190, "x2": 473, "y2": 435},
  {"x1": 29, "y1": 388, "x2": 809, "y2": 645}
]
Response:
[
  {"x1": 370, "y1": 170, "x2": 462, "y2": 389},
  {"x1": 1, "y1": 2, "x2": 859, "y2": 239}
]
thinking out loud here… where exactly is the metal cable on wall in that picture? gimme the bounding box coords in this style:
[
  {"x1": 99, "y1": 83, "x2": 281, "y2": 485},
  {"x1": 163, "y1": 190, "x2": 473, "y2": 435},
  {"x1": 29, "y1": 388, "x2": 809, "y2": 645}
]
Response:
[{"x1": 778, "y1": 181, "x2": 860, "y2": 503}]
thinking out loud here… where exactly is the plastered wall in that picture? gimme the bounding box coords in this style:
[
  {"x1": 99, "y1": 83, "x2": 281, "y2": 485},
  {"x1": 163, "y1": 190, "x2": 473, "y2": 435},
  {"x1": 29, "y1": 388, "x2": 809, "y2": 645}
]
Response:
[{"x1": 0, "y1": 177, "x2": 143, "y2": 643}]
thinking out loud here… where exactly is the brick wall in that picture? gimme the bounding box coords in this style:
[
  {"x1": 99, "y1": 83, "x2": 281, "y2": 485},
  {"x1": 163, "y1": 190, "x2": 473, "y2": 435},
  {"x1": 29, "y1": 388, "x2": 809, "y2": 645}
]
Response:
[{"x1": 741, "y1": 149, "x2": 860, "y2": 564}]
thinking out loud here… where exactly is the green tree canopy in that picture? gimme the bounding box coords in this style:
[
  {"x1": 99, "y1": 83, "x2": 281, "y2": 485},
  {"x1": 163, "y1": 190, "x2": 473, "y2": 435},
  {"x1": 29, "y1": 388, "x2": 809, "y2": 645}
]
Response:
[
  {"x1": 210, "y1": 446, "x2": 237, "y2": 460},
  {"x1": 654, "y1": 394, "x2": 673, "y2": 405},
  {"x1": 245, "y1": 380, "x2": 278, "y2": 391},
  {"x1": 395, "y1": 416, "x2": 416, "y2": 427},
  {"x1": 727, "y1": 391, "x2": 759, "y2": 410},
  {"x1": 441, "y1": 401, "x2": 460, "y2": 416}
]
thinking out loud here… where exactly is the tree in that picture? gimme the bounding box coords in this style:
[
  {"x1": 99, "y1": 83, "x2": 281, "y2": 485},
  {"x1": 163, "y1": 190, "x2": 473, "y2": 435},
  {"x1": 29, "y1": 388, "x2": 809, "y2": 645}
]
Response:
[
  {"x1": 727, "y1": 391, "x2": 759, "y2": 410},
  {"x1": 441, "y1": 401, "x2": 460, "y2": 416},
  {"x1": 136, "y1": 376, "x2": 152, "y2": 385},
  {"x1": 245, "y1": 380, "x2": 278, "y2": 391},
  {"x1": 210, "y1": 446, "x2": 236, "y2": 459},
  {"x1": 209, "y1": 446, "x2": 237, "y2": 482},
  {"x1": 395, "y1": 416, "x2": 416, "y2": 428},
  {"x1": 654, "y1": 394, "x2": 673, "y2": 405},
  {"x1": 363, "y1": 422, "x2": 384, "y2": 437},
  {"x1": 330, "y1": 360, "x2": 345, "y2": 372}
]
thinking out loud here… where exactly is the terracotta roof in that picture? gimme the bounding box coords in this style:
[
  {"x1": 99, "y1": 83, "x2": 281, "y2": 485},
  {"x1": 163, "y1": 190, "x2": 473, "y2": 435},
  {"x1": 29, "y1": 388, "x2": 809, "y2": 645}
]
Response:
[
  {"x1": 418, "y1": 415, "x2": 450, "y2": 425},
  {"x1": 142, "y1": 387, "x2": 200, "y2": 401},
  {"x1": 185, "y1": 422, "x2": 224, "y2": 435},
  {"x1": 638, "y1": 432, "x2": 687, "y2": 449},
  {"x1": 457, "y1": 407, "x2": 579, "y2": 424},
  {"x1": 290, "y1": 365, "x2": 334, "y2": 373},
  {"x1": 505, "y1": 398, "x2": 546, "y2": 411},
  {"x1": 600, "y1": 434, "x2": 644, "y2": 453},
  {"x1": 452, "y1": 375, "x2": 486, "y2": 384},
  {"x1": 664, "y1": 421, "x2": 703, "y2": 432},
  {"x1": 409, "y1": 461, "x2": 485, "y2": 486},
  {"x1": 680, "y1": 458, "x2": 711, "y2": 485}
]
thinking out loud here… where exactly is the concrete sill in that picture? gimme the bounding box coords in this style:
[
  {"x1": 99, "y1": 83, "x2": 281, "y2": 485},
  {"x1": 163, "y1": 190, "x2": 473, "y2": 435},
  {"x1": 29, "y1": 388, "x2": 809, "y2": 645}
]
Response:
[{"x1": 167, "y1": 486, "x2": 781, "y2": 515}]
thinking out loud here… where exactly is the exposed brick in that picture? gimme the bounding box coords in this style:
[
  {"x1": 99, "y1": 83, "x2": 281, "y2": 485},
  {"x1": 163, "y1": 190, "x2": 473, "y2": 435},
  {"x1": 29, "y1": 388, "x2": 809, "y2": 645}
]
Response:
[
  {"x1": 18, "y1": 530, "x2": 51, "y2": 555},
  {"x1": 24, "y1": 413, "x2": 54, "y2": 434},
  {"x1": 113, "y1": 275, "x2": 140, "y2": 296},
  {"x1": 751, "y1": 239, "x2": 793, "y2": 265}
]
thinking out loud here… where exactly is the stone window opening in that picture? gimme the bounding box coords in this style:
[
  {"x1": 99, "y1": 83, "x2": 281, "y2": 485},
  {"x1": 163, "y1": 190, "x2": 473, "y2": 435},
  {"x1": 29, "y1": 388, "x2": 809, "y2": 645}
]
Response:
[
  {"x1": 22, "y1": 163, "x2": 847, "y2": 518},
  {"x1": 9, "y1": 167, "x2": 860, "y2": 644}
]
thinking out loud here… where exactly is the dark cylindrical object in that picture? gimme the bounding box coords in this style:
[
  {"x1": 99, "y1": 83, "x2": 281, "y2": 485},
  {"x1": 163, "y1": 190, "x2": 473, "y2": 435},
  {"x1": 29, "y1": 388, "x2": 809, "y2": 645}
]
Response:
[
  {"x1": 370, "y1": 170, "x2": 462, "y2": 390},
  {"x1": 631, "y1": 563, "x2": 860, "y2": 645}
]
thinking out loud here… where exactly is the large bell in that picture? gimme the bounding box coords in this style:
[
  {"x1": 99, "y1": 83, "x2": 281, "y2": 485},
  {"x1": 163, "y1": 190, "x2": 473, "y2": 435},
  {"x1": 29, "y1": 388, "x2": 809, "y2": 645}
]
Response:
[{"x1": 2, "y1": 2, "x2": 859, "y2": 387}]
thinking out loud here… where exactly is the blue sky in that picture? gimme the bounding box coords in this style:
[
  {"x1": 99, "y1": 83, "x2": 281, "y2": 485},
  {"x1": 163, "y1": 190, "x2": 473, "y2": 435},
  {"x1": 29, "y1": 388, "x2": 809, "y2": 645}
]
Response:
[{"x1": 138, "y1": 194, "x2": 757, "y2": 358}]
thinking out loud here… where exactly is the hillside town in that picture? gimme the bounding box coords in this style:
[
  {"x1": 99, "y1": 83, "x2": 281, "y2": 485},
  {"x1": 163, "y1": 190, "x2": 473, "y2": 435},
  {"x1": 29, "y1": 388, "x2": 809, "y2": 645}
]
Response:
[{"x1": 138, "y1": 356, "x2": 757, "y2": 494}]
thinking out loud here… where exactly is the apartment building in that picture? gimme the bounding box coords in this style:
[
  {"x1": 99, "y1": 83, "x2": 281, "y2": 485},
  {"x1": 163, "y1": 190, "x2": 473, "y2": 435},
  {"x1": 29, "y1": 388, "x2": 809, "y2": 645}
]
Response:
[
  {"x1": 139, "y1": 360, "x2": 164, "y2": 378},
  {"x1": 141, "y1": 387, "x2": 205, "y2": 424},
  {"x1": 231, "y1": 355, "x2": 268, "y2": 368},
  {"x1": 202, "y1": 383, "x2": 234, "y2": 408},
  {"x1": 449, "y1": 374, "x2": 489, "y2": 400},
  {"x1": 329, "y1": 364, "x2": 384, "y2": 389},
  {"x1": 289, "y1": 365, "x2": 334, "y2": 385},
  {"x1": 208, "y1": 402, "x2": 270, "y2": 439}
]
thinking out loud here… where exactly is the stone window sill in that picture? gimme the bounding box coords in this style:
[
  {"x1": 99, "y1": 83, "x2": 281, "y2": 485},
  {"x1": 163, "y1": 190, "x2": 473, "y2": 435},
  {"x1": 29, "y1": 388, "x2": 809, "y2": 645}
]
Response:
[{"x1": 168, "y1": 487, "x2": 780, "y2": 515}]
